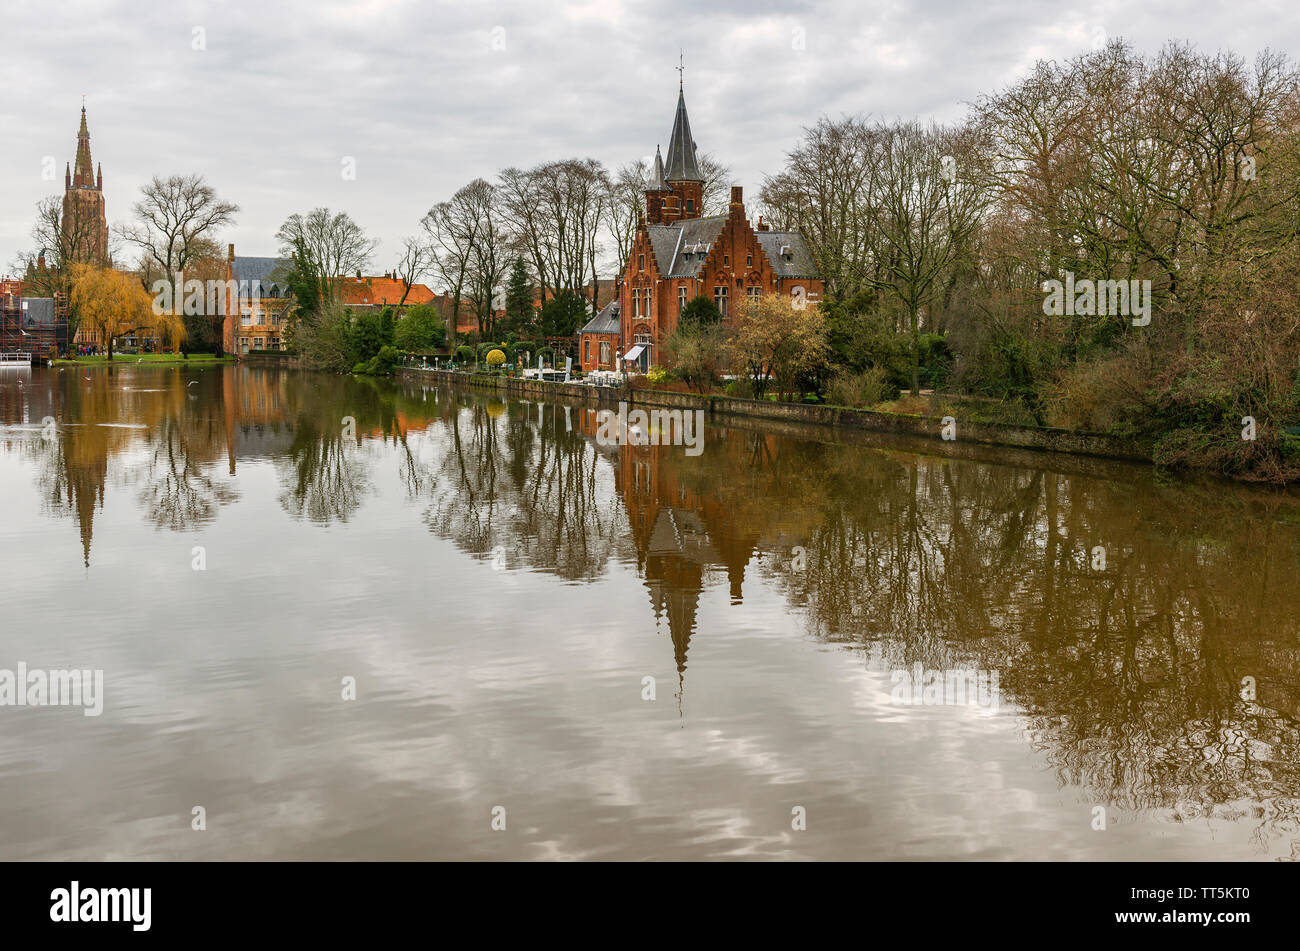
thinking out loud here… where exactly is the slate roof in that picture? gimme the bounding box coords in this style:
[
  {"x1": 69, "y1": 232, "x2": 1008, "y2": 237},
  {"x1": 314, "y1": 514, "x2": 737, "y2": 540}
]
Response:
[
  {"x1": 647, "y1": 147, "x2": 668, "y2": 191},
  {"x1": 580, "y1": 299, "x2": 620, "y2": 335},
  {"x1": 756, "y1": 232, "x2": 819, "y2": 279},
  {"x1": 664, "y1": 90, "x2": 704, "y2": 182},
  {"x1": 232, "y1": 256, "x2": 293, "y2": 298},
  {"x1": 647, "y1": 217, "x2": 727, "y2": 277}
]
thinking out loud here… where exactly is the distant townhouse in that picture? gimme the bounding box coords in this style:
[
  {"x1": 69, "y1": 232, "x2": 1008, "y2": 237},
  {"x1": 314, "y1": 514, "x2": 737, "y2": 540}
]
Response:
[{"x1": 222, "y1": 245, "x2": 293, "y2": 355}]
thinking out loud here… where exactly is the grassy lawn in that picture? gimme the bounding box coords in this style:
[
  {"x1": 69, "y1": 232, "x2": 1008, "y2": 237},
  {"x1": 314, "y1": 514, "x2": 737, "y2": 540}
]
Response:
[{"x1": 53, "y1": 353, "x2": 236, "y2": 366}]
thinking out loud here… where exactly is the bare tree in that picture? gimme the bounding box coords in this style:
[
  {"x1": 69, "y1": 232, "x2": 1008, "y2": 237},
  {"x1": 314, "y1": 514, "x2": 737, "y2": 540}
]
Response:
[
  {"x1": 393, "y1": 235, "x2": 433, "y2": 309},
  {"x1": 276, "y1": 208, "x2": 377, "y2": 289},
  {"x1": 499, "y1": 158, "x2": 610, "y2": 308},
  {"x1": 760, "y1": 116, "x2": 881, "y2": 299},
  {"x1": 864, "y1": 120, "x2": 992, "y2": 394},
  {"x1": 423, "y1": 182, "x2": 488, "y2": 348},
  {"x1": 11, "y1": 194, "x2": 105, "y2": 325},
  {"x1": 457, "y1": 181, "x2": 511, "y2": 338},
  {"x1": 606, "y1": 160, "x2": 648, "y2": 269},
  {"x1": 120, "y1": 174, "x2": 239, "y2": 280},
  {"x1": 698, "y1": 152, "x2": 735, "y2": 217}
]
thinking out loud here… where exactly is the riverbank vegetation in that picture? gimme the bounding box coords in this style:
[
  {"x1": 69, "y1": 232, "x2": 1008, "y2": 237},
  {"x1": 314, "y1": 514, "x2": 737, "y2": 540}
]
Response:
[{"x1": 757, "y1": 40, "x2": 1300, "y2": 482}]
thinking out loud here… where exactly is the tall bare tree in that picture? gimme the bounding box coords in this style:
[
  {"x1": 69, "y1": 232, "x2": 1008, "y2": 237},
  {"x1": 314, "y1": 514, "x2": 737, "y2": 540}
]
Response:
[
  {"x1": 120, "y1": 174, "x2": 239, "y2": 280},
  {"x1": 393, "y1": 235, "x2": 433, "y2": 310},
  {"x1": 276, "y1": 208, "x2": 377, "y2": 290}
]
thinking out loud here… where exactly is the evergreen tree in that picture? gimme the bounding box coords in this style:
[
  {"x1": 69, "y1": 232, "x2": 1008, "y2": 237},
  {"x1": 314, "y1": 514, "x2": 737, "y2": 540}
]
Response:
[
  {"x1": 538, "y1": 290, "x2": 588, "y2": 338},
  {"x1": 678, "y1": 294, "x2": 722, "y2": 336},
  {"x1": 504, "y1": 258, "x2": 534, "y2": 334}
]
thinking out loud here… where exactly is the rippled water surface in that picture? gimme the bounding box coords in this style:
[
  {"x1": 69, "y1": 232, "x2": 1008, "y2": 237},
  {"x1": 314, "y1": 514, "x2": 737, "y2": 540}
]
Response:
[{"x1": 1, "y1": 364, "x2": 1299, "y2": 860}]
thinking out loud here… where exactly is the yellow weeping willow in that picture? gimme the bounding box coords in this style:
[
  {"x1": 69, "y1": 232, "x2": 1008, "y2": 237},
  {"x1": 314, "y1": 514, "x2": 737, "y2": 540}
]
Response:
[{"x1": 69, "y1": 264, "x2": 186, "y2": 358}]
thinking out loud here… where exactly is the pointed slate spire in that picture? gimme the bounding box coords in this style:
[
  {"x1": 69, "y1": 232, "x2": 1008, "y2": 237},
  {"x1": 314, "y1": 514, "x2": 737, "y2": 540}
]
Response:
[
  {"x1": 648, "y1": 145, "x2": 668, "y2": 191},
  {"x1": 73, "y1": 105, "x2": 95, "y2": 189},
  {"x1": 664, "y1": 89, "x2": 703, "y2": 183}
]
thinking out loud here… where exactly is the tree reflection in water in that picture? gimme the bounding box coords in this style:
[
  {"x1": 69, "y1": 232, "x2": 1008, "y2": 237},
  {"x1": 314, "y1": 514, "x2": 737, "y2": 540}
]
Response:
[{"x1": 5, "y1": 366, "x2": 1300, "y2": 854}]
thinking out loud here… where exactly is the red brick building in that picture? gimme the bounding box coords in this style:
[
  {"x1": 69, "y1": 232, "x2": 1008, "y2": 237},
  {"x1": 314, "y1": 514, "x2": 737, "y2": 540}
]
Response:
[
  {"x1": 609, "y1": 86, "x2": 823, "y2": 372},
  {"x1": 578, "y1": 299, "x2": 620, "y2": 372}
]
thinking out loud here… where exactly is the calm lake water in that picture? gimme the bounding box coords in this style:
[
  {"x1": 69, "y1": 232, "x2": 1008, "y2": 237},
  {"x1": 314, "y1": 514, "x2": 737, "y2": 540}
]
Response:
[{"x1": 1, "y1": 363, "x2": 1298, "y2": 860}]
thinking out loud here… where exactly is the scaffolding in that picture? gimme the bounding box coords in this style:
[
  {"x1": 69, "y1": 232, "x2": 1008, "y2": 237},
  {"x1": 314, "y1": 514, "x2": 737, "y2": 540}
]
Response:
[{"x1": 0, "y1": 278, "x2": 68, "y2": 360}]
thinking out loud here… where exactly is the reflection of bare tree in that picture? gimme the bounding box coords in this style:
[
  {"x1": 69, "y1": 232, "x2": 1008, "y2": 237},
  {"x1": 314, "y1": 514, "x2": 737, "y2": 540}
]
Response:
[
  {"x1": 753, "y1": 444, "x2": 1300, "y2": 852},
  {"x1": 410, "y1": 388, "x2": 622, "y2": 581},
  {"x1": 133, "y1": 412, "x2": 238, "y2": 529},
  {"x1": 272, "y1": 375, "x2": 402, "y2": 525},
  {"x1": 278, "y1": 423, "x2": 368, "y2": 523}
]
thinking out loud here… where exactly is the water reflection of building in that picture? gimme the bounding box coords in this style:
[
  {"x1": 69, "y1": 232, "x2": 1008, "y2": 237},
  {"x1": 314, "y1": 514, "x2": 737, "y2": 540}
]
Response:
[
  {"x1": 573, "y1": 406, "x2": 765, "y2": 675},
  {"x1": 11, "y1": 367, "x2": 304, "y2": 564}
]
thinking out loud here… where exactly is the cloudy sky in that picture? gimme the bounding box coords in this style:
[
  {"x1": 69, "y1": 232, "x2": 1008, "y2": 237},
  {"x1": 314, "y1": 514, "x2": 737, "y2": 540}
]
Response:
[{"x1": 2, "y1": 0, "x2": 1296, "y2": 279}]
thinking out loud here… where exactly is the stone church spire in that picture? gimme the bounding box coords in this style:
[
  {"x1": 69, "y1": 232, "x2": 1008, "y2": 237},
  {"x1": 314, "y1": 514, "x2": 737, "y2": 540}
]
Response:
[
  {"x1": 63, "y1": 102, "x2": 109, "y2": 266},
  {"x1": 73, "y1": 105, "x2": 96, "y2": 189}
]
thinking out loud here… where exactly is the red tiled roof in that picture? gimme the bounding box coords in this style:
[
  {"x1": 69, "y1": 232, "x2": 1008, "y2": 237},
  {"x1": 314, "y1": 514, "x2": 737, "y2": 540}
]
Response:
[{"x1": 336, "y1": 276, "x2": 437, "y2": 307}]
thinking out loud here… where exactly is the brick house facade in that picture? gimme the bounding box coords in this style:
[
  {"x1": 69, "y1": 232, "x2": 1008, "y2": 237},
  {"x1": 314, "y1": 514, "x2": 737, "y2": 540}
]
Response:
[{"x1": 613, "y1": 87, "x2": 823, "y2": 372}]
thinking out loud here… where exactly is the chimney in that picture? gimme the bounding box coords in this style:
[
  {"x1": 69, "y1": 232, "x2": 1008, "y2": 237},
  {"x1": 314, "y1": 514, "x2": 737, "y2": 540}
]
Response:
[
  {"x1": 227, "y1": 243, "x2": 235, "y2": 260},
  {"x1": 356, "y1": 270, "x2": 362, "y2": 280},
  {"x1": 757, "y1": 216, "x2": 770, "y2": 233},
  {"x1": 730, "y1": 185, "x2": 743, "y2": 205}
]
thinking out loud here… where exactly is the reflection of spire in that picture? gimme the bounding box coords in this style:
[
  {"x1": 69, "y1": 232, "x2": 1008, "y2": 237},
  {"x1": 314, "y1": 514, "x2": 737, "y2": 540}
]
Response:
[
  {"x1": 646, "y1": 553, "x2": 703, "y2": 675},
  {"x1": 75, "y1": 478, "x2": 99, "y2": 568},
  {"x1": 64, "y1": 443, "x2": 106, "y2": 568}
]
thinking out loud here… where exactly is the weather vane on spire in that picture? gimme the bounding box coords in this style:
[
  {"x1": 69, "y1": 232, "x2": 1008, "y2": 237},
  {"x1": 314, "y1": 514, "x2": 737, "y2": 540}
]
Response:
[{"x1": 677, "y1": 50, "x2": 684, "y2": 90}]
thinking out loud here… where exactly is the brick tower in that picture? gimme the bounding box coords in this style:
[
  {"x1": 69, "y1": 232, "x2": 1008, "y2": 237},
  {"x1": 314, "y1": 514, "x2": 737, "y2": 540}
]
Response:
[
  {"x1": 62, "y1": 105, "x2": 109, "y2": 266},
  {"x1": 657, "y1": 87, "x2": 704, "y2": 221}
]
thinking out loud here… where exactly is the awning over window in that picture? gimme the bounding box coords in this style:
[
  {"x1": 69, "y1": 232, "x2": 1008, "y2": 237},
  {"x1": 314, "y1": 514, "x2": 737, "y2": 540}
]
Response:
[{"x1": 623, "y1": 345, "x2": 645, "y2": 361}]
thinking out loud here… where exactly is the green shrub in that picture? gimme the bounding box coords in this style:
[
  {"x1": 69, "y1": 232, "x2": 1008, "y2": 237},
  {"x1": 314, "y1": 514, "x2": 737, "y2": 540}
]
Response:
[
  {"x1": 724, "y1": 378, "x2": 755, "y2": 399},
  {"x1": 353, "y1": 345, "x2": 401, "y2": 377},
  {"x1": 826, "y1": 366, "x2": 897, "y2": 408}
]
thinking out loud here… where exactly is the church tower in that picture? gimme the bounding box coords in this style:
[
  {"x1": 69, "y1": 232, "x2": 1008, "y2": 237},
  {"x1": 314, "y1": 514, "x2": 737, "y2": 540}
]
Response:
[
  {"x1": 62, "y1": 104, "x2": 109, "y2": 266},
  {"x1": 643, "y1": 83, "x2": 705, "y2": 223},
  {"x1": 662, "y1": 87, "x2": 704, "y2": 220}
]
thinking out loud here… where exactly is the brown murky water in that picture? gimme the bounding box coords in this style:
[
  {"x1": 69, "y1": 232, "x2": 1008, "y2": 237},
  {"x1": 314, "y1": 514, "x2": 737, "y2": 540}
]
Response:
[{"x1": 1, "y1": 364, "x2": 1298, "y2": 860}]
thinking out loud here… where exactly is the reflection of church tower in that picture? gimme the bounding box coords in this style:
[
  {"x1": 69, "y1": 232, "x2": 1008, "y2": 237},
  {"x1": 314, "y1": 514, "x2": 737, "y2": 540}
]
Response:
[
  {"x1": 57, "y1": 428, "x2": 108, "y2": 568},
  {"x1": 62, "y1": 104, "x2": 110, "y2": 266},
  {"x1": 618, "y1": 443, "x2": 709, "y2": 680},
  {"x1": 645, "y1": 552, "x2": 703, "y2": 674}
]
